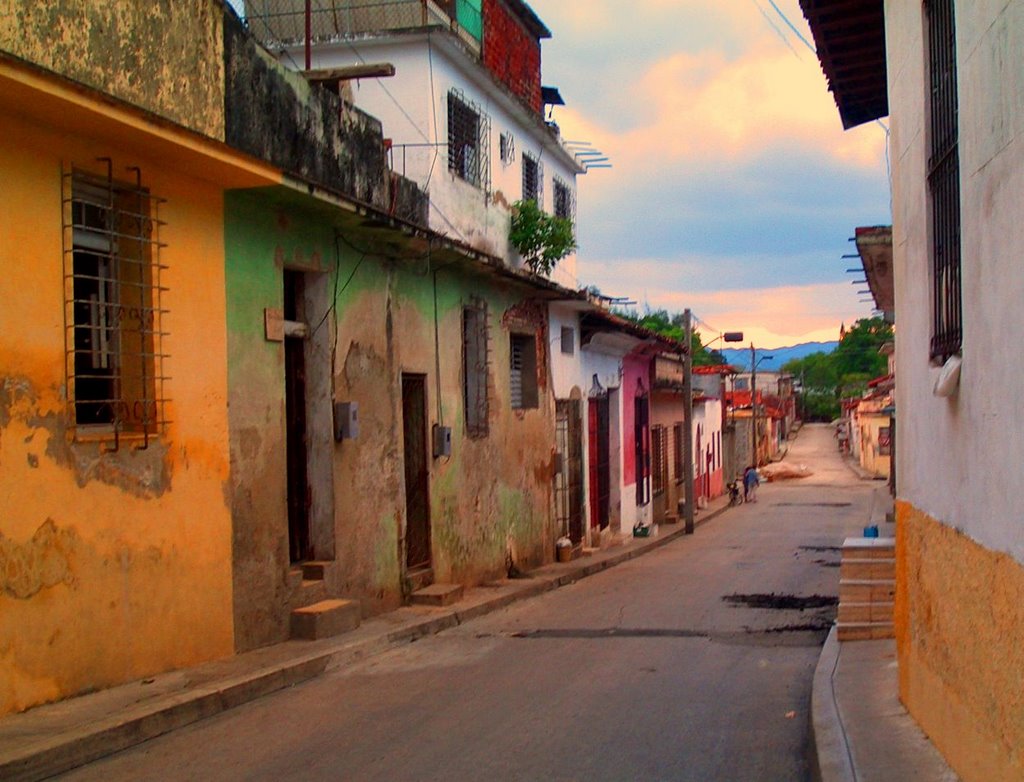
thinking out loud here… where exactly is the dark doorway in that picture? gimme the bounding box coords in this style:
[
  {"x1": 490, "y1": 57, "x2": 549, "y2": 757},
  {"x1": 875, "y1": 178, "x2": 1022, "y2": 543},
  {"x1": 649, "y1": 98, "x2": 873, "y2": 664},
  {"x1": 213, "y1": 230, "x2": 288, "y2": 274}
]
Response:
[
  {"x1": 402, "y1": 374, "x2": 432, "y2": 572},
  {"x1": 589, "y1": 395, "x2": 611, "y2": 530},
  {"x1": 284, "y1": 270, "x2": 311, "y2": 563},
  {"x1": 634, "y1": 393, "x2": 650, "y2": 507},
  {"x1": 555, "y1": 400, "x2": 585, "y2": 543}
]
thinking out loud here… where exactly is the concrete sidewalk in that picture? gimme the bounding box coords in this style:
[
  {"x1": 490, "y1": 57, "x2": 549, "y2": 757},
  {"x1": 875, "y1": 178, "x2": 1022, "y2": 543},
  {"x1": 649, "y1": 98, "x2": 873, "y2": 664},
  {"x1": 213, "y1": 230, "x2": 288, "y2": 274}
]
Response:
[
  {"x1": 810, "y1": 488, "x2": 959, "y2": 782},
  {"x1": 0, "y1": 497, "x2": 731, "y2": 782}
]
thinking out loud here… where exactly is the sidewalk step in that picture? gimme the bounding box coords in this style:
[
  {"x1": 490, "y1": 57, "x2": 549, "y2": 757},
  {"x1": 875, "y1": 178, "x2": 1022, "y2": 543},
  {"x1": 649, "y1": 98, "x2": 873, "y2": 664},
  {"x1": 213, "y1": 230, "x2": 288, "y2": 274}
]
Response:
[
  {"x1": 837, "y1": 621, "x2": 894, "y2": 641},
  {"x1": 842, "y1": 536, "x2": 895, "y2": 558},
  {"x1": 301, "y1": 560, "x2": 334, "y2": 581},
  {"x1": 290, "y1": 598, "x2": 361, "y2": 641},
  {"x1": 839, "y1": 579, "x2": 895, "y2": 603},
  {"x1": 840, "y1": 558, "x2": 895, "y2": 580},
  {"x1": 406, "y1": 567, "x2": 434, "y2": 593},
  {"x1": 838, "y1": 601, "x2": 894, "y2": 623},
  {"x1": 410, "y1": 583, "x2": 464, "y2": 607}
]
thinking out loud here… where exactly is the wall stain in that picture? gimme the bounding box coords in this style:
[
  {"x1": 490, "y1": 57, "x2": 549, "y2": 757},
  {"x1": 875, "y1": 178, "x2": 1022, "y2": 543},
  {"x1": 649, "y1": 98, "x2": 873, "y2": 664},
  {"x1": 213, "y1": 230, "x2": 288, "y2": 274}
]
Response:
[{"x1": 1, "y1": 519, "x2": 78, "y2": 599}]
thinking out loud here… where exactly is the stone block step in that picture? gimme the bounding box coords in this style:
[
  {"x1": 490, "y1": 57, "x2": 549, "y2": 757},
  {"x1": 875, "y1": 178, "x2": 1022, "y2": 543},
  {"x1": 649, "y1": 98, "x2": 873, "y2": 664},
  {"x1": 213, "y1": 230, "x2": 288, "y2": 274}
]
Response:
[
  {"x1": 839, "y1": 579, "x2": 896, "y2": 603},
  {"x1": 837, "y1": 621, "x2": 895, "y2": 642},
  {"x1": 840, "y1": 558, "x2": 895, "y2": 580},
  {"x1": 294, "y1": 578, "x2": 328, "y2": 609},
  {"x1": 838, "y1": 601, "x2": 894, "y2": 623},
  {"x1": 410, "y1": 583, "x2": 464, "y2": 607},
  {"x1": 406, "y1": 567, "x2": 434, "y2": 593},
  {"x1": 842, "y1": 536, "x2": 895, "y2": 558},
  {"x1": 290, "y1": 598, "x2": 361, "y2": 641}
]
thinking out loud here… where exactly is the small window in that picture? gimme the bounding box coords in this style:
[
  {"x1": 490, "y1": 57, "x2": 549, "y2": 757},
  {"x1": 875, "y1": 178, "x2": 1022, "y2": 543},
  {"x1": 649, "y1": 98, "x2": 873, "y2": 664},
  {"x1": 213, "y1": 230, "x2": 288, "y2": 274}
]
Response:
[
  {"x1": 560, "y1": 326, "x2": 574, "y2": 355},
  {"x1": 500, "y1": 132, "x2": 515, "y2": 165},
  {"x1": 522, "y1": 152, "x2": 543, "y2": 204},
  {"x1": 64, "y1": 167, "x2": 167, "y2": 439},
  {"x1": 463, "y1": 300, "x2": 489, "y2": 437},
  {"x1": 509, "y1": 333, "x2": 538, "y2": 409},
  {"x1": 448, "y1": 89, "x2": 490, "y2": 190},
  {"x1": 553, "y1": 176, "x2": 573, "y2": 221}
]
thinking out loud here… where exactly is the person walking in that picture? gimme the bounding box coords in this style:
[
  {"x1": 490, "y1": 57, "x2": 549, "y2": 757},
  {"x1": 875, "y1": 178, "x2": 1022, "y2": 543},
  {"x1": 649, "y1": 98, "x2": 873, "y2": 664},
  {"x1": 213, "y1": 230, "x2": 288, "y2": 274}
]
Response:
[{"x1": 743, "y1": 465, "x2": 760, "y2": 503}]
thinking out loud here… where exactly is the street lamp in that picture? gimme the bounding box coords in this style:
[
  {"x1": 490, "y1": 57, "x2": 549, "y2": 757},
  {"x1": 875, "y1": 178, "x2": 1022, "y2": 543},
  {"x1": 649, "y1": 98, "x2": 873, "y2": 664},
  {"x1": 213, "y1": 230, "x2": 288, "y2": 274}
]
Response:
[
  {"x1": 750, "y1": 345, "x2": 774, "y2": 468},
  {"x1": 681, "y1": 312, "x2": 742, "y2": 535}
]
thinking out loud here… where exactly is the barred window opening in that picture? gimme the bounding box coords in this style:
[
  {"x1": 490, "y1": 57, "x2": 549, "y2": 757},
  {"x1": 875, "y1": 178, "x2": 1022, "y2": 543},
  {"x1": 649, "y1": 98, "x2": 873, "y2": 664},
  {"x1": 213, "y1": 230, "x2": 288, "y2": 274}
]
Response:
[
  {"x1": 448, "y1": 89, "x2": 490, "y2": 191},
  {"x1": 509, "y1": 333, "x2": 538, "y2": 410},
  {"x1": 522, "y1": 152, "x2": 542, "y2": 204},
  {"x1": 63, "y1": 166, "x2": 169, "y2": 439},
  {"x1": 553, "y1": 176, "x2": 574, "y2": 222},
  {"x1": 926, "y1": 0, "x2": 962, "y2": 361}
]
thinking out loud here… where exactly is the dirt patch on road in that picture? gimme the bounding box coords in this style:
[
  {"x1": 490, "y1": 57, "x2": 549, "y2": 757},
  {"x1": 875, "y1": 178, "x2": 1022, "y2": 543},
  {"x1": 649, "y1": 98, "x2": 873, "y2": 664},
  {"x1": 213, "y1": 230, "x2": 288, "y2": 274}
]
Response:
[{"x1": 723, "y1": 593, "x2": 838, "y2": 610}]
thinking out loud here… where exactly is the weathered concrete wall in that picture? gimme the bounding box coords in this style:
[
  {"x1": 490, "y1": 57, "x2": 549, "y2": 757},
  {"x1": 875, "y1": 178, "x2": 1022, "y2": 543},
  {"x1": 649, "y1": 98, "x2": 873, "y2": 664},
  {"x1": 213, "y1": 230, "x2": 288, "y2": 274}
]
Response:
[
  {"x1": 896, "y1": 501, "x2": 1024, "y2": 782},
  {"x1": 223, "y1": 13, "x2": 427, "y2": 226},
  {"x1": 0, "y1": 109, "x2": 234, "y2": 716},
  {"x1": 0, "y1": 0, "x2": 225, "y2": 138},
  {"x1": 225, "y1": 189, "x2": 557, "y2": 649}
]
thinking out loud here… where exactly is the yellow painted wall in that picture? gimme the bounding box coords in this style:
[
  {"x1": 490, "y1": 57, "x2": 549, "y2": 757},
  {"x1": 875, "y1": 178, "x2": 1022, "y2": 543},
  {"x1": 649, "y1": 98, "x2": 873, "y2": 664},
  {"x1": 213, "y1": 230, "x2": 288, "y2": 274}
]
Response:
[
  {"x1": 895, "y1": 500, "x2": 1024, "y2": 781},
  {"x1": 0, "y1": 0, "x2": 225, "y2": 139},
  {"x1": 0, "y1": 107, "x2": 235, "y2": 715},
  {"x1": 857, "y1": 413, "x2": 891, "y2": 479}
]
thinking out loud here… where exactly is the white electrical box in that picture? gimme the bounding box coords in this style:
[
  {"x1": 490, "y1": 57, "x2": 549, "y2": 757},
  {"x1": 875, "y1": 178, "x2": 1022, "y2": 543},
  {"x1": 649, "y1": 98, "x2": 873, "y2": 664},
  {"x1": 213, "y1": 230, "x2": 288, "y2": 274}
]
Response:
[
  {"x1": 432, "y1": 424, "x2": 452, "y2": 458},
  {"x1": 334, "y1": 401, "x2": 359, "y2": 441}
]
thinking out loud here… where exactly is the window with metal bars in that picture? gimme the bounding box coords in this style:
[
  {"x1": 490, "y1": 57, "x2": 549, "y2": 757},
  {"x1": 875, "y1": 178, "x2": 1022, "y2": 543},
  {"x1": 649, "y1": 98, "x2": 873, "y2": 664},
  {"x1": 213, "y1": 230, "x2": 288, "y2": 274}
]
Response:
[
  {"x1": 634, "y1": 393, "x2": 650, "y2": 506},
  {"x1": 63, "y1": 165, "x2": 168, "y2": 442},
  {"x1": 447, "y1": 89, "x2": 490, "y2": 191},
  {"x1": 926, "y1": 0, "x2": 962, "y2": 361},
  {"x1": 462, "y1": 300, "x2": 489, "y2": 437},
  {"x1": 509, "y1": 333, "x2": 538, "y2": 409},
  {"x1": 651, "y1": 425, "x2": 667, "y2": 497},
  {"x1": 553, "y1": 176, "x2": 573, "y2": 221},
  {"x1": 522, "y1": 152, "x2": 542, "y2": 204},
  {"x1": 673, "y1": 423, "x2": 684, "y2": 482}
]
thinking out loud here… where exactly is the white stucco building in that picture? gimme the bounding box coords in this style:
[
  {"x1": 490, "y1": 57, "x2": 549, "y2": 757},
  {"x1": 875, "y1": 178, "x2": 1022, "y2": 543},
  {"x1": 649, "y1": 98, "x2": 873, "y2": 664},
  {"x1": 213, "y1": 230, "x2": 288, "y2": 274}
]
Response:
[
  {"x1": 247, "y1": 0, "x2": 584, "y2": 287},
  {"x1": 803, "y1": 1, "x2": 1024, "y2": 778}
]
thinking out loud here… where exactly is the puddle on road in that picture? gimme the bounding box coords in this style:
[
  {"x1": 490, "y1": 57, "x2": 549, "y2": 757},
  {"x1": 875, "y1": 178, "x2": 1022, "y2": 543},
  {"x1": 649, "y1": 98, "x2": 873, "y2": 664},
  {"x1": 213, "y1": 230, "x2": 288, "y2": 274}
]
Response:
[
  {"x1": 773, "y1": 502, "x2": 853, "y2": 508},
  {"x1": 799, "y1": 545, "x2": 842, "y2": 553}
]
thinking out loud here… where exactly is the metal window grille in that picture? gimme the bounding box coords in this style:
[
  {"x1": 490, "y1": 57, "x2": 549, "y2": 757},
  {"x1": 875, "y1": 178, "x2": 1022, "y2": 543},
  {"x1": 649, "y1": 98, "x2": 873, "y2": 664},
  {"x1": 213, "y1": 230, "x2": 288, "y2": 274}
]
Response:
[
  {"x1": 634, "y1": 393, "x2": 650, "y2": 506},
  {"x1": 553, "y1": 176, "x2": 573, "y2": 221},
  {"x1": 448, "y1": 89, "x2": 490, "y2": 192},
  {"x1": 62, "y1": 163, "x2": 169, "y2": 446},
  {"x1": 926, "y1": 0, "x2": 962, "y2": 361},
  {"x1": 462, "y1": 299, "x2": 489, "y2": 437},
  {"x1": 522, "y1": 152, "x2": 543, "y2": 204},
  {"x1": 509, "y1": 333, "x2": 538, "y2": 409},
  {"x1": 673, "y1": 423, "x2": 684, "y2": 480},
  {"x1": 555, "y1": 399, "x2": 584, "y2": 543},
  {"x1": 500, "y1": 132, "x2": 516, "y2": 165},
  {"x1": 651, "y1": 425, "x2": 667, "y2": 497}
]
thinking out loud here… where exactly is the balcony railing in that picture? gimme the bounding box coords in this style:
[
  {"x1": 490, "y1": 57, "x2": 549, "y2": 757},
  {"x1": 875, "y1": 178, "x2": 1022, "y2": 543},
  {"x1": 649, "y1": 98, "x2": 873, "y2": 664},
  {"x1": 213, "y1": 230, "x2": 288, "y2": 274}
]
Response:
[{"x1": 244, "y1": 0, "x2": 481, "y2": 54}]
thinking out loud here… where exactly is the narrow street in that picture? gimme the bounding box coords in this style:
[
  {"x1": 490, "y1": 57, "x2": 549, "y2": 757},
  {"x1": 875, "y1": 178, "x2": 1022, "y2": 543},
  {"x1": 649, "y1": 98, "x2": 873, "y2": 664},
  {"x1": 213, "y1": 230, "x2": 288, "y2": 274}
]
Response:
[{"x1": 59, "y1": 425, "x2": 871, "y2": 782}]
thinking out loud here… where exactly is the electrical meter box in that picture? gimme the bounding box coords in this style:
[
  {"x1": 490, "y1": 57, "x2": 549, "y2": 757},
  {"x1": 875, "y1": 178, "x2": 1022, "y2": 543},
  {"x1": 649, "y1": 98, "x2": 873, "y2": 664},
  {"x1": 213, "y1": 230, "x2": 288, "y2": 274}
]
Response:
[
  {"x1": 334, "y1": 401, "x2": 359, "y2": 441},
  {"x1": 432, "y1": 424, "x2": 452, "y2": 458}
]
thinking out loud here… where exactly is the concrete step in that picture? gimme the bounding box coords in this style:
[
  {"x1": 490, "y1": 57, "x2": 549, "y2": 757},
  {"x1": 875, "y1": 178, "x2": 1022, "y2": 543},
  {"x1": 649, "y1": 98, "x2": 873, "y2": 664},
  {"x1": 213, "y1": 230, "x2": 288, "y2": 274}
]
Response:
[
  {"x1": 839, "y1": 579, "x2": 896, "y2": 603},
  {"x1": 842, "y1": 536, "x2": 895, "y2": 558},
  {"x1": 837, "y1": 621, "x2": 895, "y2": 642},
  {"x1": 290, "y1": 598, "x2": 361, "y2": 641},
  {"x1": 838, "y1": 601, "x2": 894, "y2": 623},
  {"x1": 840, "y1": 558, "x2": 895, "y2": 580},
  {"x1": 410, "y1": 583, "x2": 464, "y2": 607},
  {"x1": 301, "y1": 560, "x2": 334, "y2": 581},
  {"x1": 406, "y1": 567, "x2": 434, "y2": 593}
]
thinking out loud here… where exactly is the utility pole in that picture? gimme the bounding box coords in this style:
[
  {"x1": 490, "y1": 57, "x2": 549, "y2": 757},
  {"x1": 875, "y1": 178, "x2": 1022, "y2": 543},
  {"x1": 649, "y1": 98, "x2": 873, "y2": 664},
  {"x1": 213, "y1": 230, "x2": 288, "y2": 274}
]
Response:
[
  {"x1": 750, "y1": 342, "x2": 757, "y2": 468},
  {"x1": 682, "y1": 309, "x2": 695, "y2": 534}
]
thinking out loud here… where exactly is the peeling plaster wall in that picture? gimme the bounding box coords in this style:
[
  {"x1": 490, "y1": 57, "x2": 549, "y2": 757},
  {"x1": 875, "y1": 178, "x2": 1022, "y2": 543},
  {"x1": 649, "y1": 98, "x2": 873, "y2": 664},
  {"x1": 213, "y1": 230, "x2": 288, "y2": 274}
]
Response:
[
  {"x1": 225, "y1": 190, "x2": 557, "y2": 650},
  {"x1": 0, "y1": 111, "x2": 234, "y2": 716},
  {"x1": 223, "y1": 13, "x2": 427, "y2": 226},
  {"x1": 0, "y1": 0, "x2": 225, "y2": 139}
]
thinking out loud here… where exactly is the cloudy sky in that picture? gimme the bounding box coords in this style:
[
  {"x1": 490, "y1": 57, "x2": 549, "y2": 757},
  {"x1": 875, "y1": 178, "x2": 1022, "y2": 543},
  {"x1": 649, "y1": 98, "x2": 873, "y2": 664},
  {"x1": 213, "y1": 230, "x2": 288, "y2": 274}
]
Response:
[{"x1": 531, "y1": 0, "x2": 891, "y2": 348}]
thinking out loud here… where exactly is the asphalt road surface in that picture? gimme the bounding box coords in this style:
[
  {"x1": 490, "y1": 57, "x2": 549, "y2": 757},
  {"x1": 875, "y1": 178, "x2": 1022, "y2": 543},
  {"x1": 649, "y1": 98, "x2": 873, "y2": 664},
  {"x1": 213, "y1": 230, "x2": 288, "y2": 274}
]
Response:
[{"x1": 60, "y1": 424, "x2": 872, "y2": 781}]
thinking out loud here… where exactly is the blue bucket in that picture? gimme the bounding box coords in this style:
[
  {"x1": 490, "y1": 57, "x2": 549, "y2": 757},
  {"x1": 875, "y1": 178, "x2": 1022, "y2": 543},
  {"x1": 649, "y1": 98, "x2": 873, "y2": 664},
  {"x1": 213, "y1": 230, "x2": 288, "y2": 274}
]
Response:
[{"x1": 863, "y1": 525, "x2": 879, "y2": 538}]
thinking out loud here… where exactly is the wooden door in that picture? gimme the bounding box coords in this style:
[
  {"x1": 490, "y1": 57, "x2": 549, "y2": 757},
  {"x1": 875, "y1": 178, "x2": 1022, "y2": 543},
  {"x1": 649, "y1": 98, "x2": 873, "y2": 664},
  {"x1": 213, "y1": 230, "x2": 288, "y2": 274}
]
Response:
[{"x1": 402, "y1": 374, "x2": 431, "y2": 571}]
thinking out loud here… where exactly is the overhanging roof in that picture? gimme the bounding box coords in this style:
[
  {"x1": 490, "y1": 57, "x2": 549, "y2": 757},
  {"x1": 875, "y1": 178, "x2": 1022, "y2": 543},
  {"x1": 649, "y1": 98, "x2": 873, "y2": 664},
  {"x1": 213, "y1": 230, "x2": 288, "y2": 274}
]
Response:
[
  {"x1": 855, "y1": 225, "x2": 894, "y2": 314},
  {"x1": 799, "y1": 0, "x2": 888, "y2": 129}
]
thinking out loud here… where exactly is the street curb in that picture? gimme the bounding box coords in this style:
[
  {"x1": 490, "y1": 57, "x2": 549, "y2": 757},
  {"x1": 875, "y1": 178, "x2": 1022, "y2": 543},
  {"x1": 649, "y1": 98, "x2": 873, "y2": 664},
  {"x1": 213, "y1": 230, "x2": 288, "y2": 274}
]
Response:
[
  {"x1": 810, "y1": 626, "x2": 856, "y2": 782},
  {"x1": 1, "y1": 502, "x2": 732, "y2": 781}
]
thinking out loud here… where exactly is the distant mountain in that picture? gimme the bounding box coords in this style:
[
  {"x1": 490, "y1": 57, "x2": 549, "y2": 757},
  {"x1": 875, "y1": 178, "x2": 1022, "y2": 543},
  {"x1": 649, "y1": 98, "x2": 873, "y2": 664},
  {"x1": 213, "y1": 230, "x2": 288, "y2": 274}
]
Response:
[{"x1": 715, "y1": 341, "x2": 838, "y2": 372}]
